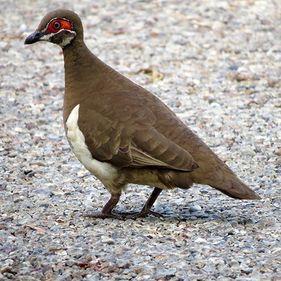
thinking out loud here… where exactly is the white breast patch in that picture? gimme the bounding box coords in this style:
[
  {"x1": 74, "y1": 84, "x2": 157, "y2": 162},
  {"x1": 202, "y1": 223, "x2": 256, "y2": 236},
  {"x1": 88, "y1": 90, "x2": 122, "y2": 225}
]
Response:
[{"x1": 66, "y1": 104, "x2": 118, "y2": 184}]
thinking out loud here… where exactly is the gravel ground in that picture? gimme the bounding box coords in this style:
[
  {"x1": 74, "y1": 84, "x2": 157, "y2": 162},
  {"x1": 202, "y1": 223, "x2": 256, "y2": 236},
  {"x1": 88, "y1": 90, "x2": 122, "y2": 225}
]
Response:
[{"x1": 1, "y1": 0, "x2": 281, "y2": 280}]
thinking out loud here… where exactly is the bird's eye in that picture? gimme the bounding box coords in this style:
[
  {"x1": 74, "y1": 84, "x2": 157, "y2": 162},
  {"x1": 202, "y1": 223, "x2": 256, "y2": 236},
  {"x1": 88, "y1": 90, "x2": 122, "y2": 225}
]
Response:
[
  {"x1": 53, "y1": 21, "x2": 61, "y2": 30},
  {"x1": 47, "y1": 18, "x2": 72, "y2": 34}
]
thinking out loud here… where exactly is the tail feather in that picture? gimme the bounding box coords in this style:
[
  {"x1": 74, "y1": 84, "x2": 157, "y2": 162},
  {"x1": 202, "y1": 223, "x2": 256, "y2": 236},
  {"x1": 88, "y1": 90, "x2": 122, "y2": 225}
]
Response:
[
  {"x1": 192, "y1": 156, "x2": 261, "y2": 199},
  {"x1": 184, "y1": 143, "x2": 261, "y2": 199},
  {"x1": 210, "y1": 175, "x2": 261, "y2": 200}
]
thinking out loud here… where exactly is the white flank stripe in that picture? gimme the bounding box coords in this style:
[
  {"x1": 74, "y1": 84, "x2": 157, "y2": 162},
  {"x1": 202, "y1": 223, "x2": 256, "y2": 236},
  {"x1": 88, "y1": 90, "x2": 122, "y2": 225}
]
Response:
[{"x1": 66, "y1": 104, "x2": 118, "y2": 182}]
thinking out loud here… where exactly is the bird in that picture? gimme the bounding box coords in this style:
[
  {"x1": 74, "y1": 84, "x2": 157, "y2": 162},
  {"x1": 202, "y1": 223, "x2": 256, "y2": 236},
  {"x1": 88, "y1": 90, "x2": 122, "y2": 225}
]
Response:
[{"x1": 24, "y1": 9, "x2": 260, "y2": 219}]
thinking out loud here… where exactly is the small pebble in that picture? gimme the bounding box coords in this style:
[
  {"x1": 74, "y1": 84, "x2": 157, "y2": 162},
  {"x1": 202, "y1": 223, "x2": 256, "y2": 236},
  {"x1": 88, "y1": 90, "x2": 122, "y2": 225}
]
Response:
[{"x1": 189, "y1": 204, "x2": 202, "y2": 212}]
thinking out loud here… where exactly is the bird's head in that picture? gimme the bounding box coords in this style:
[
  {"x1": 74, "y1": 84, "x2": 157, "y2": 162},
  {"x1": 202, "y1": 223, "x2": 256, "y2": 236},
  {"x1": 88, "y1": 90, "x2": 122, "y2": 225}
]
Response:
[{"x1": 24, "y1": 9, "x2": 83, "y2": 48}]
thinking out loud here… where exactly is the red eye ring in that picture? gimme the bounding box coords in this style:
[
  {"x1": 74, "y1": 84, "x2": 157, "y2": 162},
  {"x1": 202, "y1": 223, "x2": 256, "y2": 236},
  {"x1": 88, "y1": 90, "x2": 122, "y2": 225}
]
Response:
[{"x1": 47, "y1": 18, "x2": 72, "y2": 34}]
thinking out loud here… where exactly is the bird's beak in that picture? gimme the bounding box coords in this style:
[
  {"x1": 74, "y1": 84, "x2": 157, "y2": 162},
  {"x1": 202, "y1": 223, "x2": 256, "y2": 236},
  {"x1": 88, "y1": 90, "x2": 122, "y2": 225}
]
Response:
[{"x1": 24, "y1": 31, "x2": 44, "y2": 44}]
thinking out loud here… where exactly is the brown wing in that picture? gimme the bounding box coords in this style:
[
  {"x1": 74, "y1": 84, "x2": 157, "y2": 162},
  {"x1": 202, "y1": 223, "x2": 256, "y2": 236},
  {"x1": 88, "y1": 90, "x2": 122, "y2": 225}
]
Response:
[
  {"x1": 77, "y1": 94, "x2": 197, "y2": 172},
  {"x1": 130, "y1": 128, "x2": 196, "y2": 170}
]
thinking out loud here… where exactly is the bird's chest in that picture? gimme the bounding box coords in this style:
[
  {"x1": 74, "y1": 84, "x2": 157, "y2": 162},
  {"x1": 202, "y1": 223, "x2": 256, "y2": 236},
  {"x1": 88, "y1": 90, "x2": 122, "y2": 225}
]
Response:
[{"x1": 65, "y1": 104, "x2": 118, "y2": 185}]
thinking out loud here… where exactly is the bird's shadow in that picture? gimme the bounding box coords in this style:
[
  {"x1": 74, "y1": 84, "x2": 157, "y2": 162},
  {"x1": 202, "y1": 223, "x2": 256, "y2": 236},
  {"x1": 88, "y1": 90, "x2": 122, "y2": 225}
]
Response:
[{"x1": 82, "y1": 187, "x2": 263, "y2": 225}]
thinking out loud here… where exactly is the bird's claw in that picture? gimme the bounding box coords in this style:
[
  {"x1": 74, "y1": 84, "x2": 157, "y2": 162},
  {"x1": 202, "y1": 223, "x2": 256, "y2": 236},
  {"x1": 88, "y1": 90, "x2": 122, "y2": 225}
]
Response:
[
  {"x1": 83, "y1": 211, "x2": 124, "y2": 220},
  {"x1": 83, "y1": 209, "x2": 163, "y2": 220},
  {"x1": 123, "y1": 209, "x2": 163, "y2": 219}
]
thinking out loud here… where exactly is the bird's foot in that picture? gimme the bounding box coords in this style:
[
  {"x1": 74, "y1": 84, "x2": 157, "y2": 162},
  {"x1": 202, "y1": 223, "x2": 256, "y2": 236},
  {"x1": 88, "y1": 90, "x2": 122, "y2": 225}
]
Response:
[
  {"x1": 123, "y1": 209, "x2": 163, "y2": 219},
  {"x1": 83, "y1": 209, "x2": 163, "y2": 220},
  {"x1": 83, "y1": 211, "x2": 124, "y2": 220}
]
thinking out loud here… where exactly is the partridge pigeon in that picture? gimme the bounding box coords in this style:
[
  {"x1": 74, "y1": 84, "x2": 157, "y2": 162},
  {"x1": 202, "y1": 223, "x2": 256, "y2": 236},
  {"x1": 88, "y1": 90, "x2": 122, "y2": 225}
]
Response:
[{"x1": 25, "y1": 9, "x2": 260, "y2": 219}]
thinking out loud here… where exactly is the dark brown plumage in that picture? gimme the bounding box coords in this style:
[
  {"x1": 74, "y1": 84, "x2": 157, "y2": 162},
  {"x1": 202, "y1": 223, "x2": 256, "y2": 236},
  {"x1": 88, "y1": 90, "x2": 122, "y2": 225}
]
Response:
[{"x1": 25, "y1": 9, "x2": 260, "y2": 219}]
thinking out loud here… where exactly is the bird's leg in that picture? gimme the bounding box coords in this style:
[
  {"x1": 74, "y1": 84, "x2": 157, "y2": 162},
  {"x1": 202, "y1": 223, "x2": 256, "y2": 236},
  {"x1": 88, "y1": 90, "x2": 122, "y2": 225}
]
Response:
[
  {"x1": 140, "y1": 187, "x2": 163, "y2": 216},
  {"x1": 84, "y1": 193, "x2": 123, "y2": 219},
  {"x1": 125, "y1": 187, "x2": 163, "y2": 219}
]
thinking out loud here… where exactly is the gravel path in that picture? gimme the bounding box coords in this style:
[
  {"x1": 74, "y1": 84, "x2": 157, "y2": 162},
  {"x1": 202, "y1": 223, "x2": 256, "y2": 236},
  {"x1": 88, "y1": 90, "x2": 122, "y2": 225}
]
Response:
[{"x1": 1, "y1": 0, "x2": 280, "y2": 280}]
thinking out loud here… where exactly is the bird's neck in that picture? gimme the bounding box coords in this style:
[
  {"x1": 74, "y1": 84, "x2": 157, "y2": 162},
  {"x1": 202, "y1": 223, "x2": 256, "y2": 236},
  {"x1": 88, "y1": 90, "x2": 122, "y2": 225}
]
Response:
[
  {"x1": 62, "y1": 39, "x2": 131, "y2": 122},
  {"x1": 63, "y1": 39, "x2": 105, "y2": 90},
  {"x1": 62, "y1": 39, "x2": 110, "y2": 122}
]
